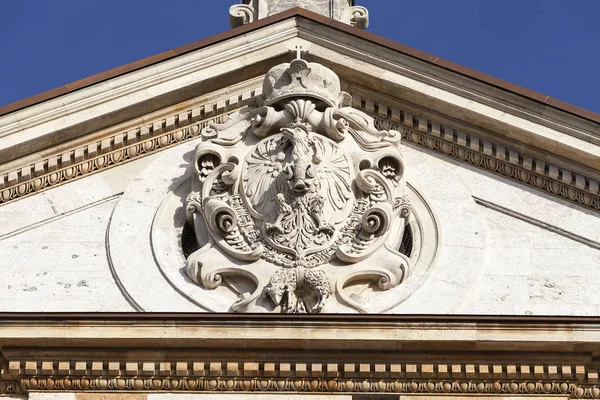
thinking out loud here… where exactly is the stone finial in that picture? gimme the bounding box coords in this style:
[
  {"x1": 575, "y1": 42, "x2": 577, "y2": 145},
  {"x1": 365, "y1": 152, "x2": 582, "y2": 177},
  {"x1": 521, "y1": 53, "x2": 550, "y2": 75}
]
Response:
[{"x1": 230, "y1": 0, "x2": 368, "y2": 29}]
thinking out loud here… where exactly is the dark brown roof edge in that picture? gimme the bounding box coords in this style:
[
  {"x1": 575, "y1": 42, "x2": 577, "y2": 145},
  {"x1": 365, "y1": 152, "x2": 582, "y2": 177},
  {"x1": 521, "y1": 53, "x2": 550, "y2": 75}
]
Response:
[
  {"x1": 0, "y1": 8, "x2": 302, "y2": 117},
  {"x1": 1, "y1": 8, "x2": 599, "y2": 125},
  {"x1": 0, "y1": 313, "x2": 599, "y2": 324},
  {"x1": 321, "y1": 14, "x2": 600, "y2": 125}
]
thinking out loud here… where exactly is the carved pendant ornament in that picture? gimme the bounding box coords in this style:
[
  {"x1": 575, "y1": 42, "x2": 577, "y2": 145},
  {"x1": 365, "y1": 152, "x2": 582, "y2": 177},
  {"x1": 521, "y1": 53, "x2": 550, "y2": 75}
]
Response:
[{"x1": 185, "y1": 56, "x2": 411, "y2": 313}]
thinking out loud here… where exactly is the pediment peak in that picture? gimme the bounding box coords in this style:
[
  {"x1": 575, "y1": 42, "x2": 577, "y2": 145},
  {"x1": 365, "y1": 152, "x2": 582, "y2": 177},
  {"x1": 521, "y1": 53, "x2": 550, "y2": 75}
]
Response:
[{"x1": 230, "y1": 0, "x2": 368, "y2": 28}]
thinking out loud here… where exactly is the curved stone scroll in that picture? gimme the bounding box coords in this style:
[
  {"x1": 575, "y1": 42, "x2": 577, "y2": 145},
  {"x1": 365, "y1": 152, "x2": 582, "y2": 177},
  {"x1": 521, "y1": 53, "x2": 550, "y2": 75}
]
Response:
[
  {"x1": 355, "y1": 168, "x2": 394, "y2": 200},
  {"x1": 180, "y1": 55, "x2": 435, "y2": 313},
  {"x1": 341, "y1": 6, "x2": 369, "y2": 29},
  {"x1": 229, "y1": 4, "x2": 255, "y2": 28},
  {"x1": 203, "y1": 197, "x2": 264, "y2": 261},
  {"x1": 196, "y1": 163, "x2": 263, "y2": 261},
  {"x1": 186, "y1": 244, "x2": 263, "y2": 312},
  {"x1": 336, "y1": 202, "x2": 393, "y2": 262},
  {"x1": 336, "y1": 246, "x2": 409, "y2": 313}
]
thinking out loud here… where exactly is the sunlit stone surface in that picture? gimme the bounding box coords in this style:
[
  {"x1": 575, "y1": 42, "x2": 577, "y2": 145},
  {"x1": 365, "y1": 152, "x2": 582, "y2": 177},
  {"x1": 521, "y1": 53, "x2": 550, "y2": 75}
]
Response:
[
  {"x1": 252, "y1": 0, "x2": 352, "y2": 19},
  {"x1": 230, "y1": 0, "x2": 368, "y2": 28}
]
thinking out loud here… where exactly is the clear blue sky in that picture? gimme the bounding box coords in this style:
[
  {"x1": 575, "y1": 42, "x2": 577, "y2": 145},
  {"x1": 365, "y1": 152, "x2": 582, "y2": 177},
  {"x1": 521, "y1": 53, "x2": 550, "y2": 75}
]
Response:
[{"x1": 1, "y1": 0, "x2": 599, "y2": 113}]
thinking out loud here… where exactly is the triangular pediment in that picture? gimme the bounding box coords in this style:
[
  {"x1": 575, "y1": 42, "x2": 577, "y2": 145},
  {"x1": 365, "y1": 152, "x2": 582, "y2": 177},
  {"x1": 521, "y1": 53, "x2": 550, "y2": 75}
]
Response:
[
  {"x1": 0, "y1": 9, "x2": 599, "y2": 315},
  {"x1": 4, "y1": 6, "x2": 600, "y2": 399},
  {"x1": 0, "y1": 10, "x2": 598, "y2": 212}
]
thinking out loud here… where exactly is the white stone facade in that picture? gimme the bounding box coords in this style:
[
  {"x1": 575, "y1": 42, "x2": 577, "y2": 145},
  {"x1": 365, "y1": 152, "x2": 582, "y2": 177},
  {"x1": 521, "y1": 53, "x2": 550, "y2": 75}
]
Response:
[
  {"x1": 1, "y1": 128, "x2": 597, "y2": 313},
  {"x1": 0, "y1": 5, "x2": 598, "y2": 315},
  {"x1": 2, "y1": 4, "x2": 600, "y2": 400}
]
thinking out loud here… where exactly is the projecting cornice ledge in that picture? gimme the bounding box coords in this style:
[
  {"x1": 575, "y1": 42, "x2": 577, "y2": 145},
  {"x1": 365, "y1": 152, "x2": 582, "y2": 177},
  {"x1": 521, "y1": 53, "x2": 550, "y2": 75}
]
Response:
[
  {"x1": 294, "y1": 30, "x2": 600, "y2": 174},
  {"x1": 2, "y1": 316, "x2": 600, "y2": 397},
  {"x1": 0, "y1": 315, "x2": 599, "y2": 352}
]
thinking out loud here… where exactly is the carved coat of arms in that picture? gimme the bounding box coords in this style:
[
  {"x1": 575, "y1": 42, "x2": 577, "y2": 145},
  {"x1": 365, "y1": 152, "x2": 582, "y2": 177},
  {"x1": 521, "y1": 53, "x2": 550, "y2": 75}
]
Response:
[{"x1": 185, "y1": 57, "x2": 411, "y2": 313}]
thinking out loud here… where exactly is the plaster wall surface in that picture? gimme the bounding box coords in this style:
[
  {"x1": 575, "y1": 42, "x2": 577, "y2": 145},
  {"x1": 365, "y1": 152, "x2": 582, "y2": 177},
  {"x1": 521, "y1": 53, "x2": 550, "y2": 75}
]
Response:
[
  {"x1": 0, "y1": 139, "x2": 598, "y2": 314},
  {"x1": 0, "y1": 154, "x2": 159, "y2": 312},
  {"x1": 391, "y1": 143, "x2": 600, "y2": 315}
]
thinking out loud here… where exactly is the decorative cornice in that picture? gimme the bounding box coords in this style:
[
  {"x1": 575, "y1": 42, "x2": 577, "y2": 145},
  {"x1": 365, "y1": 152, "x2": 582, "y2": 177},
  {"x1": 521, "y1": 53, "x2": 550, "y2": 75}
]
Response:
[
  {"x1": 2, "y1": 359, "x2": 600, "y2": 398},
  {"x1": 0, "y1": 88, "x2": 259, "y2": 207},
  {"x1": 351, "y1": 94, "x2": 600, "y2": 212},
  {"x1": 1, "y1": 87, "x2": 598, "y2": 215},
  {"x1": 7, "y1": 378, "x2": 595, "y2": 397},
  {"x1": 1, "y1": 316, "x2": 600, "y2": 397}
]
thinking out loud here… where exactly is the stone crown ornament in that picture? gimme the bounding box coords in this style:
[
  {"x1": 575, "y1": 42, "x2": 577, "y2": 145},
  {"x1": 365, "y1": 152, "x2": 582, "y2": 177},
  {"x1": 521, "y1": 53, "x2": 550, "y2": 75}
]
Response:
[
  {"x1": 185, "y1": 54, "x2": 411, "y2": 314},
  {"x1": 262, "y1": 59, "x2": 344, "y2": 108}
]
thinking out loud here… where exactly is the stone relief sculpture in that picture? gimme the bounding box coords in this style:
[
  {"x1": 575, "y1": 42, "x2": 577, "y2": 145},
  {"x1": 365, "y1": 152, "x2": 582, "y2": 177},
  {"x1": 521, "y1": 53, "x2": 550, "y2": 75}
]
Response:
[{"x1": 185, "y1": 54, "x2": 411, "y2": 313}]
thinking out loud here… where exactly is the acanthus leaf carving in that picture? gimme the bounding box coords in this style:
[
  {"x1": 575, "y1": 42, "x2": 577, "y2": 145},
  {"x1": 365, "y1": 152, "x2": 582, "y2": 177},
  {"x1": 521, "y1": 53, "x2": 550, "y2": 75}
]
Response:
[
  {"x1": 331, "y1": 107, "x2": 402, "y2": 150},
  {"x1": 185, "y1": 54, "x2": 415, "y2": 313}
]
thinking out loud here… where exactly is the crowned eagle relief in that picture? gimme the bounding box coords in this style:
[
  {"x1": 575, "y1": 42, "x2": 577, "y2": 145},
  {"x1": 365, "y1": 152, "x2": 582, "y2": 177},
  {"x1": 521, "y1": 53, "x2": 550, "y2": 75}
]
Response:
[
  {"x1": 244, "y1": 123, "x2": 352, "y2": 258},
  {"x1": 185, "y1": 57, "x2": 412, "y2": 313}
]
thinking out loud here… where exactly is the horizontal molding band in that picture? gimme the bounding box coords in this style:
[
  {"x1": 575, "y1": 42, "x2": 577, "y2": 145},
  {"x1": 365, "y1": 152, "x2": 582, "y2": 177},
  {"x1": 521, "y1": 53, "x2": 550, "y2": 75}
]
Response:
[
  {"x1": 1, "y1": 86, "x2": 598, "y2": 216},
  {"x1": 351, "y1": 93, "x2": 600, "y2": 212},
  {"x1": 0, "y1": 377, "x2": 594, "y2": 397},
  {"x1": 3, "y1": 360, "x2": 589, "y2": 380},
  {"x1": 0, "y1": 86, "x2": 261, "y2": 207}
]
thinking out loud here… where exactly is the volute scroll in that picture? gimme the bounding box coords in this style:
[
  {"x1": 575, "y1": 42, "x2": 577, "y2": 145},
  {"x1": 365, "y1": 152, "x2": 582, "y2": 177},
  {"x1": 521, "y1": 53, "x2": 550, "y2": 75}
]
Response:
[{"x1": 184, "y1": 53, "x2": 428, "y2": 313}]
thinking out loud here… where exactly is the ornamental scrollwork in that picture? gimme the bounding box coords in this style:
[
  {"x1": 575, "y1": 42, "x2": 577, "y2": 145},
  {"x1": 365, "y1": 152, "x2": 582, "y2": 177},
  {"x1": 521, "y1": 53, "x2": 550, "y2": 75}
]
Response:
[{"x1": 185, "y1": 56, "x2": 411, "y2": 313}]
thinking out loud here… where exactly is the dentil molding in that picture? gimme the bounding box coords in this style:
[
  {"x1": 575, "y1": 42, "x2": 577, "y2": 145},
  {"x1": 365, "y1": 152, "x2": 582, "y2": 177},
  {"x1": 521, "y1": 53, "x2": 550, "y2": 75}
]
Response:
[
  {"x1": 1, "y1": 83, "x2": 598, "y2": 217},
  {"x1": 349, "y1": 91, "x2": 600, "y2": 212},
  {"x1": 0, "y1": 84, "x2": 260, "y2": 206},
  {"x1": 1, "y1": 358, "x2": 599, "y2": 398},
  {"x1": 2, "y1": 316, "x2": 600, "y2": 397}
]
